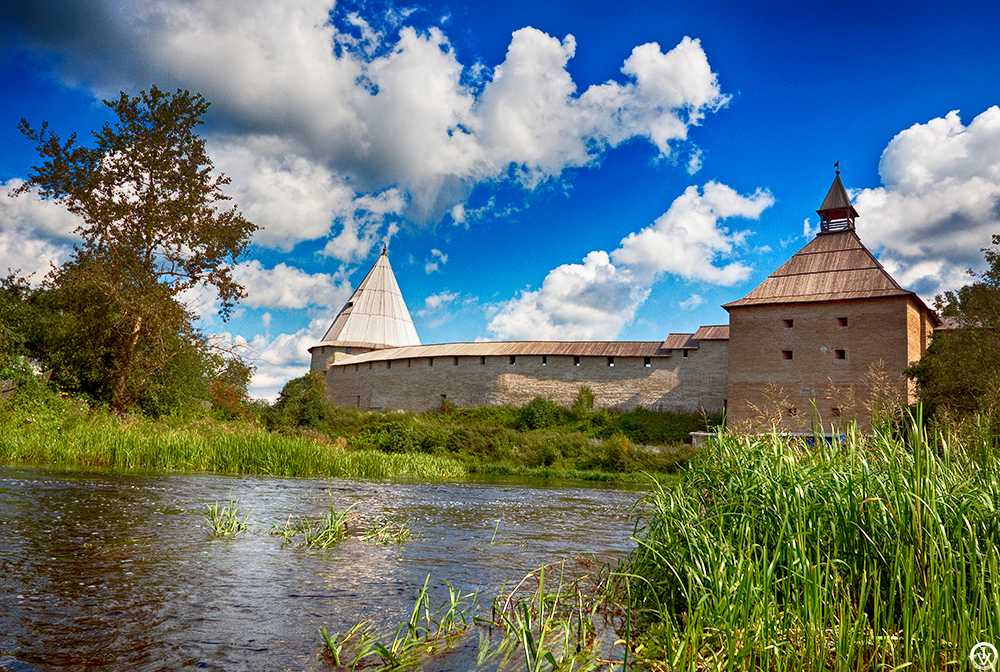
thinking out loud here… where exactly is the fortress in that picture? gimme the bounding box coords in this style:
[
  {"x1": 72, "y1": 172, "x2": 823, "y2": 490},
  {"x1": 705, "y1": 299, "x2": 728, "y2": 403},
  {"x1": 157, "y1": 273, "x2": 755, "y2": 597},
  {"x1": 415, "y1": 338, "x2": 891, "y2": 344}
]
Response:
[{"x1": 309, "y1": 172, "x2": 940, "y2": 430}]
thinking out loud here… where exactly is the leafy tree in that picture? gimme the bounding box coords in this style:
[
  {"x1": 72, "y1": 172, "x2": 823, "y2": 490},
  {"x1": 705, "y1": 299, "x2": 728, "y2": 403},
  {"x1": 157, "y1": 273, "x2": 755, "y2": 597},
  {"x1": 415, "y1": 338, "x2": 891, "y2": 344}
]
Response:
[
  {"x1": 268, "y1": 373, "x2": 331, "y2": 429},
  {"x1": 909, "y1": 235, "x2": 1000, "y2": 415},
  {"x1": 15, "y1": 86, "x2": 257, "y2": 410}
]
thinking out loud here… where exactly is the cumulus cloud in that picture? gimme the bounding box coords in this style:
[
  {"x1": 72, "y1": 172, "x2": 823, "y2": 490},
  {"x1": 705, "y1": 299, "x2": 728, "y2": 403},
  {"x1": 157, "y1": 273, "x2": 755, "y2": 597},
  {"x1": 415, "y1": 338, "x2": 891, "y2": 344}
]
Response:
[
  {"x1": 488, "y1": 251, "x2": 650, "y2": 340},
  {"x1": 613, "y1": 181, "x2": 774, "y2": 285},
  {"x1": 179, "y1": 260, "x2": 351, "y2": 323},
  {"x1": 233, "y1": 260, "x2": 352, "y2": 310},
  {"x1": 8, "y1": 1, "x2": 730, "y2": 245},
  {"x1": 488, "y1": 182, "x2": 773, "y2": 340},
  {"x1": 854, "y1": 106, "x2": 1000, "y2": 297},
  {"x1": 0, "y1": 179, "x2": 80, "y2": 278}
]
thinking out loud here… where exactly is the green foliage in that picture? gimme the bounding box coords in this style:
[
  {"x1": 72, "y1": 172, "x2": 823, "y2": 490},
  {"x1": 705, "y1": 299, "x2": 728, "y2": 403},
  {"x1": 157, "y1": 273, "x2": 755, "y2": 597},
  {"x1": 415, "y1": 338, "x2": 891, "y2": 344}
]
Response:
[
  {"x1": 319, "y1": 575, "x2": 476, "y2": 669},
  {"x1": 518, "y1": 397, "x2": 566, "y2": 430},
  {"x1": 205, "y1": 500, "x2": 248, "y2": 537},
  {"x1": 0, "y1": 395, "x2": 466, "y2": 481},
  {"x1": 618, "y1": 412, "x2": 1000, "y2": 668},
  {"x1": 14, "y1": 86, "x2": 257, "y2": 411},
  {"x1": 267, "y1": 373, "x2": 332, "y2": 429},
  {"x1": 909, "y1": 233, "x2": 1000, "y2": 416}
]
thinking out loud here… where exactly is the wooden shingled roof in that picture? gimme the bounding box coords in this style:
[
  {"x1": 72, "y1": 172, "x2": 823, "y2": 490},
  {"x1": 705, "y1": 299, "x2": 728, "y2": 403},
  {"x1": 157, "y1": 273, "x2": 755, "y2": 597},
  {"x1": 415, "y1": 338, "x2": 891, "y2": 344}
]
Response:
[
  {"x1": 724, "y1": 230, "x2": 935, "y2": 316},
  {"x1": 331, "y1": 340, "x2": 674, "y2": 366}
]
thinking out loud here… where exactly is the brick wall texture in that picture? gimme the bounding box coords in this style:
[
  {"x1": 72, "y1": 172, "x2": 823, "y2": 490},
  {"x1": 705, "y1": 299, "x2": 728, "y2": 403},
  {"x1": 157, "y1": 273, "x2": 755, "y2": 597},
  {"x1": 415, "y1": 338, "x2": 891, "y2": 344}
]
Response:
[{"x1": 325, "y1": 340, "x2": 729, "y2": 413}]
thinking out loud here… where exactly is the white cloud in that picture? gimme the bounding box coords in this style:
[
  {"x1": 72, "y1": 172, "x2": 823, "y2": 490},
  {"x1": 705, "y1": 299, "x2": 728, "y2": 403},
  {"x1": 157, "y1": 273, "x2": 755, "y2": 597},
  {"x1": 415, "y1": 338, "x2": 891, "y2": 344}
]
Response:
[
  {"x1": 489, "y1": 182, "x2": 773, "y2": 340},
  {"x1": 11, "y1": 2, "x2": 730, "y2": 239},
  {"x1": 802, "y1": 216, "x2": 819, "y2": 239},
  {"x1": 686, "y1": 147, "x2": 703, "y2": 175},
  {"x1": 233, "y1": 260, "x2": 352, "y2": 310},
  {"x1": 211, "y1": 317, "x2": 327, "y2": 400},
  {"x1": 179, "y1": 261, "x2": 352, "y2": 322},
  {"x1": 0, "y1": 180, "x2": 79, "y2": 279},
  {"x1": 488, "y1": 251, "x2": 650, "y2": 340},
  {"x1": 679, "y1": 293, "x2": 704, "y2": 310},
  {"x1": 854, "y1": 106, "x2": 1000, "y2": 297},
  {"x1": 613, "y1": 182, "x2": 774, "y2": 285},
  {"x1": 424, "y1": 248, "x2": 449, "y2": 274},
  {"x1": 416, "y1": 290, "x2": 460, "y2": 317}
]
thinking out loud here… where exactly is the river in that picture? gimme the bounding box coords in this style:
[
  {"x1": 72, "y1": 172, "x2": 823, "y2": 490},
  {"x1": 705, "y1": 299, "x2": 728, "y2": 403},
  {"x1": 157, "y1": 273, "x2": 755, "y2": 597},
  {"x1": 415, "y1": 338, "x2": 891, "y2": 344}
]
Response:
[{"x1": 0, "y1": 467, "x2": 643, "y2": 671}]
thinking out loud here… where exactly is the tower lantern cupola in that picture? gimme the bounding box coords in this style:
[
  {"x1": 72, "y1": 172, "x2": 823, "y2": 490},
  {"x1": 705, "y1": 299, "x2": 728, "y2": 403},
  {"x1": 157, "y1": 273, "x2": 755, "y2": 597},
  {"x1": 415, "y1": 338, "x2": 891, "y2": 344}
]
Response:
[{"x1": 816, "y1": 162, "x2": 859, "y2": 232}]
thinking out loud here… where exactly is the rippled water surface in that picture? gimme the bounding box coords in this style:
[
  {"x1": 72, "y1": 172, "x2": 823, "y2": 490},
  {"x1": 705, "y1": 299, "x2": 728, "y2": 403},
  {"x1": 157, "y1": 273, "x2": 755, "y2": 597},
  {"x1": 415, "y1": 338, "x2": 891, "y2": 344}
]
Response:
[{"x1": 0, "y1": 468, "x2": 642, "y2": 671}]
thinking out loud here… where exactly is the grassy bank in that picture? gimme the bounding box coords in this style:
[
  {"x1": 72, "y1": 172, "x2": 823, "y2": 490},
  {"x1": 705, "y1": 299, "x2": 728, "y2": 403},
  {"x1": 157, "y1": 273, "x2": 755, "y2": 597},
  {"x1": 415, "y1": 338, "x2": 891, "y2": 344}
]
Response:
[
  {"x1": 618, "y1": 413, "x2": 1000, "y2": 669},
  {"x1": 0, "y1": 390, "x2": 706, "y2": 483},
  {"x1": 0, "y1": 400, "x2": 466, "y2": 481}
]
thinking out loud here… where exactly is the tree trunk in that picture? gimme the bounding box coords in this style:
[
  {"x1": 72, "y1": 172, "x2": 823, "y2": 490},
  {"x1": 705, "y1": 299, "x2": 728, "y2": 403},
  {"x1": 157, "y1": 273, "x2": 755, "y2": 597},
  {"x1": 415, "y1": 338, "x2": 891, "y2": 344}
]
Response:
[{"x1": 111, "y1": 315, "x2": 143, "y2": 412}]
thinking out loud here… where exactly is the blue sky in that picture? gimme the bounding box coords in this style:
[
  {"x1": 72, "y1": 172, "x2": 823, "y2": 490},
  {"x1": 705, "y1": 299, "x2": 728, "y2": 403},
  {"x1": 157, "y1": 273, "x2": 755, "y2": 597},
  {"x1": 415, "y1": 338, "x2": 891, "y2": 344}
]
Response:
[{"x1": 2, "y1": 1, "x2": 1000, "y2": 397}]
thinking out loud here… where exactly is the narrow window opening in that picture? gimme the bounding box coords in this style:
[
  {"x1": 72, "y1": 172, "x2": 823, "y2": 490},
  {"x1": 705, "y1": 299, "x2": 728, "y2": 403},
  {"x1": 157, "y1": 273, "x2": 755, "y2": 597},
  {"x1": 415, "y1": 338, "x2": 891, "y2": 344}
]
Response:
[
  {"x1": 429, "y1": 358, "x2": 434, "y2": 367},
  {"x1": 453, "y1": 356, "x2": 459, "y2": 366},
  {"x1": 354, "y1": 364, "x2": 359, "y2": 372},
  {"x1": 386, "y1": 360, "x2": 391, "y2": 369},
  {"x1": 782, "y1": 350, "x2": 794, "y2": 360},
  {"x1": 480, "y1": 356, "x2": 486, "y2": 365},
  {"x1": 837, "y1": 317, "x2": 848, "y2": 327},
  {"x1": 573, "y1": 356, "x2": 581, "y2": 367},
  {"x1": 368, "y1": 362, "x2": 372, "y2": 370},
  {"x1": 607, "y1": 356, "x2": 615, "y2": 367},
  {"x1": 407, "y1": 358, "x2": 411, "y2": 368},
  {"x1": 541, "y1": 355, "x2": 547, "y2": 366},
  {"x1": 682, "y1": 350, "x2": 689, "y2": 358},
  {"x1": 509, "y1": 355, "x2": 516, "y2": 365},
  {"x1": 643, "y1": 356, "x2": 652, "y2": 368},
  {"x1": 783, "y1": 319, "x2": 794, "y2": 328},
  {"x1": 835, "y1": 349, "x2": 847, "y2": 360},
  {"x1": 346, "y1": 347, "x2": 353, "y2": 354}
]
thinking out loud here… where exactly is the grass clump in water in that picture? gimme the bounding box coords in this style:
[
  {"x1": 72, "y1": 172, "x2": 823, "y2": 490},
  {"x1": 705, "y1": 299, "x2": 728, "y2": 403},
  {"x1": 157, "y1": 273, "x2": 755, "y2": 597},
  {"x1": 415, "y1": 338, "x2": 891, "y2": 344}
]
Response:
[
  {"x1": 272, "y1": 504, "x2": 355, "y2": 549},
  {"x1": 319, "y1": 574, "x2": 476, "y2": 669},
  {"x1": 360, "y1": 516, "x2": 412, "y2": 545},
  {"x1": 205, "y1": 500, "x2": 247, "y2": 537},
  {"x1": 616, "y1": 410, "x2": 1000, "y2": 669}
]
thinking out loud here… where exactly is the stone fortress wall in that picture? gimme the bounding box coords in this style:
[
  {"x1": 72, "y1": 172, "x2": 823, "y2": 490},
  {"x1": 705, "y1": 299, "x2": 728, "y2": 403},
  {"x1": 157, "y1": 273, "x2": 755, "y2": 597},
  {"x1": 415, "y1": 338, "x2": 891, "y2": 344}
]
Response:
[{"x1": 325, "y1": 340, "x2": 729, "y2": 413}]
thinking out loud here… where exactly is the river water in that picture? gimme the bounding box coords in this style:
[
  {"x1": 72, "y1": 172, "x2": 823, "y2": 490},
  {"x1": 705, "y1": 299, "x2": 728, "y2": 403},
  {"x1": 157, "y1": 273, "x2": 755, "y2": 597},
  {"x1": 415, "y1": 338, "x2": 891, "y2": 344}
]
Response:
[{"x1": 0, "y1": 468, "x2": 643, "y2": 671}]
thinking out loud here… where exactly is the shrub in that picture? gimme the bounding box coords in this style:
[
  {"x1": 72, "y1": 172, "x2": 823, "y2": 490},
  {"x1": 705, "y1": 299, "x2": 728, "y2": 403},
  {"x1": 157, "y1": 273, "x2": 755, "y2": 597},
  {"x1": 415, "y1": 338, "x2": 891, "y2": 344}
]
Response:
[{"x1": 518, "y1": 397, "x2": 565, "y2": 430}]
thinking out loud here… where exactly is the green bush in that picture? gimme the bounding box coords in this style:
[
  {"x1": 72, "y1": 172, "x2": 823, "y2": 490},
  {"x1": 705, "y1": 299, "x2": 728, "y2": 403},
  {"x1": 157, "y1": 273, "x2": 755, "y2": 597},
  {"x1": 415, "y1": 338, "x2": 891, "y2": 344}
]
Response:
[{"x1": 518, "y1": 397, "x2": 566, "y2": 430}]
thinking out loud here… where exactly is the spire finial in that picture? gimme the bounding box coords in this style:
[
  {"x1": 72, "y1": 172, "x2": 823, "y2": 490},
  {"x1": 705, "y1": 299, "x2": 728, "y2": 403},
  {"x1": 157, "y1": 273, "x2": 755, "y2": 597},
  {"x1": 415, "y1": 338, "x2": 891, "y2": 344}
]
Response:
[
  {"x1": 381, "y1": 243, "x2": 387, "y2": 256},
  {"x1": 816, "y1": 164, "x2": 858, "y2": 233}
]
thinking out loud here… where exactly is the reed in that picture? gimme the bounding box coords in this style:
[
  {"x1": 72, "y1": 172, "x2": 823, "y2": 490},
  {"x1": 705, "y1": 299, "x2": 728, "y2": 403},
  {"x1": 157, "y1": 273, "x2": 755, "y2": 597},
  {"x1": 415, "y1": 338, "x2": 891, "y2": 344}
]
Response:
[
  {"x1": 617, "y1": 411, "x2": 1000, "y2": 670},
  {"x1": 319, "y1": 574, "x2": 477, "y2": 669},
  {"x1": 0, "y1": 404, "x2": 467, "y2": 481},
  {"x1": 272, "y1": 504, "x2": 356, "y2": 549},
  {"x1": 360, "y1": 516, "x2": 411, "y2": 545},
  {"x1": 205, "y1": 500, "x2": 247, "y2": 537}
]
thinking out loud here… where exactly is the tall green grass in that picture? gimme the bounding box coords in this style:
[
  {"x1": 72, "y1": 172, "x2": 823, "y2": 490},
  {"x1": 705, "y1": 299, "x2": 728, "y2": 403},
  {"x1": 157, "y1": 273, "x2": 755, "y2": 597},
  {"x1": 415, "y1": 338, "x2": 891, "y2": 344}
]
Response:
[
  {"x1": 0, "y1": 403, "x2": 466, "y2": 481},
  {"x1": 618, "y1": 412, "x2": 1000, "y2": 669}
]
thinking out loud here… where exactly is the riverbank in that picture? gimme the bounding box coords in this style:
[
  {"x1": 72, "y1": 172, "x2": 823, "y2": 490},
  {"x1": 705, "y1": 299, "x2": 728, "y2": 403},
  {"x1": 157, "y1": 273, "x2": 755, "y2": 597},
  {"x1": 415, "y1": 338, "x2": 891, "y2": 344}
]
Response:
[
  {"x1": 317, "y1": 411, "x2": 1000, "y2": 669},
  {"x1": 0, "y1": 391, "x2": 705, "y2": 483},
  {"x1": 617, "y1": 411, "x2": 1000, "y2": 668}
]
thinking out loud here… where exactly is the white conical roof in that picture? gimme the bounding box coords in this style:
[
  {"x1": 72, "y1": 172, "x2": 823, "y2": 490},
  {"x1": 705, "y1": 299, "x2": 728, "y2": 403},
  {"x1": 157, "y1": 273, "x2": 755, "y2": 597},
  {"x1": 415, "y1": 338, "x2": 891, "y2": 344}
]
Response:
[{"x1": 318, "y1": 248, "x2": 421, "y2": 348}]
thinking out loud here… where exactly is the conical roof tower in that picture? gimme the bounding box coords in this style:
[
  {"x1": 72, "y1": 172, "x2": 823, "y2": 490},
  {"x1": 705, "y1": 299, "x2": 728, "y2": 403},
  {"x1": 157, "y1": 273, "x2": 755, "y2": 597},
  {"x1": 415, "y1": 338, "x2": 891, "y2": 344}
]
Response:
[{"x1": 316, "y1": 247, "x2": 421, "y2": 349}]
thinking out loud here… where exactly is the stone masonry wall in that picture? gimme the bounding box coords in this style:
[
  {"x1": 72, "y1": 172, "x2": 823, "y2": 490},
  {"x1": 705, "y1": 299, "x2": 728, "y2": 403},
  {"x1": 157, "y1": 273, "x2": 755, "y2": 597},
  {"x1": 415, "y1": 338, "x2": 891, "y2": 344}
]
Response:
[
  {"x1": 726, "y1": 296, "x2": 915, "y2": 431},
  {"x1": 325, "y1": 340, "x2": 728, "y2": 413}
]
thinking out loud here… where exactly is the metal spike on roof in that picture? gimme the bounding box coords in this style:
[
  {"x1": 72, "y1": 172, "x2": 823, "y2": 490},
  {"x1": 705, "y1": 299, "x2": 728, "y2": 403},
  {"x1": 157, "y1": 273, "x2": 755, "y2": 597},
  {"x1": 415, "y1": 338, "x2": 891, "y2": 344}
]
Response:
[
  {"x1": 317, "y1": 249, "x2": 421, "y2": 348},
  {"x1": 817, "y1": 164, "x2": 859, "y2": 231}
]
